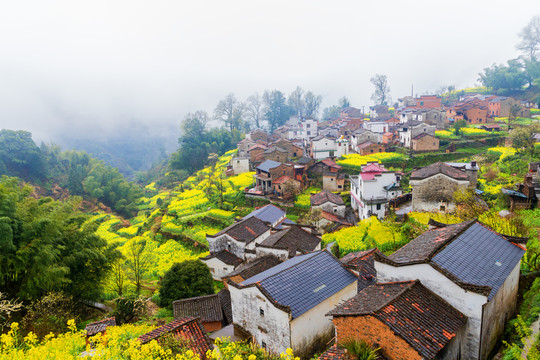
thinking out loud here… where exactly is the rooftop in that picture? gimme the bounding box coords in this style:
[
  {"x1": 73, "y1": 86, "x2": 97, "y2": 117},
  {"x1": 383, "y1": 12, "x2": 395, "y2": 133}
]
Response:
[
  {"x1": 310, "y1": 190, "x2": 345, "y2": 206},
  {"x1": 259, "y1": 225, "x2": 321, "y2": 256},
  {"x1": 410, "y1": 162, "x2": 469, "y2": 181},
  {"x1": 328, "y1": 280, "x2": 467, "y2": 360},
  {"x1": 243, "y1": 204, "x2": 286, "y2": 226},
  {"x1": 85, "y1": 317, "x2": 116, "y2": 337},
  {"x1": 257, "y1": 160, "x2": 282, "y2": 172},
  {"x1": 173, "y1": 294, "x2": 223, "y2": 323},
  {"x1": 201, "y1": 250, "x2": 243, "y2": 266},
  {"x1": 209, "y1": 217, "x2": 269, "y2": 244},
  {"x1": 238, "y1": 251, "x2": 357, "y2": 319}
]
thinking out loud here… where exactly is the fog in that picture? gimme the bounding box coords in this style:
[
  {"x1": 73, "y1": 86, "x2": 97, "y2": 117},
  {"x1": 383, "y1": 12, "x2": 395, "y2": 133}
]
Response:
[{"x1": 0, "y1": 0, "x2": 537, "y2": 143}]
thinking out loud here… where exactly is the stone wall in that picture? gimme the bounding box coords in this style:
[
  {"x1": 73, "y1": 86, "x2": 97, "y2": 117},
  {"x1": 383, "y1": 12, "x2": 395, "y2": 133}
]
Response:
[{"x1": 411, "y1": 173, "x2": 469, "y2": 212}]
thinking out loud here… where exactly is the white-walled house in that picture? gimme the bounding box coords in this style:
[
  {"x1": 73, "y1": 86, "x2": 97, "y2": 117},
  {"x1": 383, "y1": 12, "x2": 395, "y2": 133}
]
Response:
[
  {"x1": 229, "y1": 157, "x2": 250, "y2": 175},
  {"x1": 203, "y1": 217, "x2": 271, "y2": 279},
  {"x1": 374, "y1": 220, "x2": 526, "y2": 360},
  {"x1": 300, "y1": 119, "x2": 318, "y2": 141},
  {"x1": 335, "y1": 136, "x2": 349, "y2": 157},
  {"x1": 364, "y1": 121, "x2": 389, "y2": 134},
  {"x1": 310, "y1": 135, "x2": 337, "y2": 160},
  {"x1": 349, "y1": 162, "x2": 402, "y2": 220},
  {"x1": 310, "y1": 190, "x2": 346, "y2": 217},
  {"x1": 350, "y1": 129, "x2": 380, "y2": 151},
  {"x1": 398, "y1": 120, "x2": 436, "y2": 148},
  {"x1": 229, "y1": 251, "x2": 357, "y2": 358}
]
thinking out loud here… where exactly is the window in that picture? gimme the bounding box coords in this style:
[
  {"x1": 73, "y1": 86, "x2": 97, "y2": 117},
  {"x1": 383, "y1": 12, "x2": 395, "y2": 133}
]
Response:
[
  {"x1": 338, "y1": 185, "x2": 342, "y2": 189},
  {"x1": 223, "y1": 267, "x2": 227, "y2": 270},
  {"x1": 262, "y1": 341, "x2": 267, "y2": 349},
  {"x1": 307, "y1": 124, "x2": 311, "y2": 128},
  {"x1": 260, "y1": 308, "x2": 265, "y2": 317},
  {"x1": 376, "y1": 204, "x2": 381, "y2": 210},
  {"x1": 440, "y1": 205, "x2": 446, "y2": 212},
  {"x1": 307, "y1": 131, "x2": 311, "y2": 135}
]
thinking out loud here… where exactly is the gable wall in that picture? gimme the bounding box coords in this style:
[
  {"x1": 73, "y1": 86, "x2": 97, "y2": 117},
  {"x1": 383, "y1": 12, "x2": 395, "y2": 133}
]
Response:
[
  {"x1": 410, "y1": 173, "x2": 470, "y2": 212},
  {"x1": 202, "y1": 256, "x2": 237, "y2": 280}
]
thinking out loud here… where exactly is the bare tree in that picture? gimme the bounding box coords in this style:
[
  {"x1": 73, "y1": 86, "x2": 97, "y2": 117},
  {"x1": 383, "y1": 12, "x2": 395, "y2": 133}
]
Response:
[
  {"x1": 338, "y1": 96, "x2": 350, "y2": 109},
  {"x1": 246, "y1": 93, "x2": 264, "y2": 128},
  {"x1": 214, "y1": 93, "x2": 244, "y2": 132},
  {"x1": 517, "y1": 15, "x2": 540, "y2": 60},
  {"x1": 0, "y1": 292, "x2": 22, "y2": 330},
  {"x1": 370, "y1": 74, "x2": 391, "y2": 105},
  {"x1": 304, "y1": 91, "x2": 322, "y2": 119}
]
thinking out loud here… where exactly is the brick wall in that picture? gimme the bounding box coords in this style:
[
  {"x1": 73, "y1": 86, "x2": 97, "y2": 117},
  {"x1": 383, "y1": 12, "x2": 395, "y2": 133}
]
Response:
[{"x1": 333, "y1": 315, "x2": 421, "y2": 360}]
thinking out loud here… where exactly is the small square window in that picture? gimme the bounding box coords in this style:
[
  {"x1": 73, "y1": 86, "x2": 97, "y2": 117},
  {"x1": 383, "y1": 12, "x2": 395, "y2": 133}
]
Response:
[{"x1": 260, "y1": 308, "x2": 265, "y2": 317}]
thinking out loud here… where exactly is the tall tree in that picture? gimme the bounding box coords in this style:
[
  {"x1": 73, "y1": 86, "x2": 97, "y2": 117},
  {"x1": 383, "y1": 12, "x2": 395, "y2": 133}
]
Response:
[
  {"x1": 370, "y1": 74, "x2": 391, "y2": 105},
  {"x1": 304, "y1": 91, "x2": 322, "y2": 119},
  {"x1": 478, "y1": 60, "x2": 527, "y2": 91},
  {"x1": 263, "y1": 90, "x2": 290, "y2": 132},
  {"x1": 288, "y1": 86, "x2": 305, "y2": 118},
  {"x1": 322, "y1": 105, "x2": 340, "y2": 120},
  {"x1": 125, "y1": 238, "x2": 149, "y2": 296},
  {"x1": 517, "y1": 15, "x2": 540, "y2": 61},
  {"x1": 214, "y1": 93, "x2": 244, "y2": 132},
  {"x1": 246, "y1": 93, "x2": 264, "y2": 128},
  {"x1": 338, "y1": 96, "x2": 350, "y2": 109}
]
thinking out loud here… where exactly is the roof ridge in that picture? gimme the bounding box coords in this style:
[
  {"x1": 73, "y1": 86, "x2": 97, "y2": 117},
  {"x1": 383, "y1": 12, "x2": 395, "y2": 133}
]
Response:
[
  {"x1": 258, "y1": 251, "x2": 326, "y2": 283},
  {"x1": 428, "y1": 219, "x2": 476, "y2": 260},
  {"x1": 173, "y1": 293, "x2": 219, "y2": 304}
]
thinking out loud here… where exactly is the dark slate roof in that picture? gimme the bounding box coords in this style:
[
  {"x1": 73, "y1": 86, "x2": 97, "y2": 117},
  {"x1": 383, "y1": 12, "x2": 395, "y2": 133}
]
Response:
[
  {"x1": 410, "y1": 162, "x2": 469, "y2": 180},
  {"x1": 259, "y1": 226, "x2": 321, "y2": 256},
  {"x1": 432, "y1": 222, "x2": 526, "y2": 300},
  {"x1": 296, "y1": 156, "x2": 312, "y2": 165},
  {"x1": 239, "y1": 251, "x2": 357, "y2": 319},
  {"x1": 274, "y1": 217, "x2": 296, "y2": 230},
  {"x1": 387, "y1": 221, "x2": 473, "y2": 264},
  {"x1": 256, "y1": 160, "x2": 282, "y2": 172},
  {"x1": 328, "y1": 281, "x2": 467, "y2": 360},
  {"x1": 263, "y1": 146, "x2": 287, "y2": 154},
  {"x1": 218, "y1": 289, "x2": 233, "y2": 324},
  {"x1": 138, "y1": 317, "x2": 213, "y2": 357},
  {"x1": 85, "y1": 317, "x2": 116, "y2": 337},
  {"x1": 227, "y1": 256, "x2": 282, "y2": 280},
  {"x1": 211, "y1": 217, "x2": 270, "y2": 244},
  {"x1": 380, "y1": 221, "x2": 526, "y2": 300},
  {"x1": 310, "y1": 190, "x2": 345, "y2": 206},
  {"x1": 173, "y1": 294, "x2": 223, "y2": 323},
  {"x1": 412, "y1": 132, "x2": 436, "y2": 140},
  {"x1": 201, "y1": 250, "x2": 243, "y2": 266},
  {"x1": 243, "y1": 204, "x2": 286, "y2": 225}
]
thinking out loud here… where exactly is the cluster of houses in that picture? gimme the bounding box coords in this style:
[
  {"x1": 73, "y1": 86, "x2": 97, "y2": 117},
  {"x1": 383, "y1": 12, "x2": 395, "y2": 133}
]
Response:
[{"x1": 85, "y1": 213, "x2": 526, "y2": 359}]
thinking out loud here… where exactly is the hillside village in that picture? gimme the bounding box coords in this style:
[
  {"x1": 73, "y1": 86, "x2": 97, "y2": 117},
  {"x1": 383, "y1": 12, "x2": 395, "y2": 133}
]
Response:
[{"x1": 70, "y1": 91, "x2": 539, "y2": 360}]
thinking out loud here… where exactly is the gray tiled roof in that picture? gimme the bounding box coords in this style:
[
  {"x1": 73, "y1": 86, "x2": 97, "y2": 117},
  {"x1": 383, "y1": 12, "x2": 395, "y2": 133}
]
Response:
[
  {"x1": 432, "y1": 222, "x2": 525, "y2": 300},
  {"x1": 243, "y1": 204, "x2": 286, "y2": 225},
  {"x1": 173, "y1": 294, "x2": 223, "y2": 323},
  {"x1": 241, "y1": 251, "x2": 357, "y2": 319},
  {"x1": 257, "y1": 160, "x2": 282, "y2": 172}
]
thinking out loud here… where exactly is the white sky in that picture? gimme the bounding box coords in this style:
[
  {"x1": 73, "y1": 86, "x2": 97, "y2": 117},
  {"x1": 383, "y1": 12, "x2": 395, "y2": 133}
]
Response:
[{"x1": 0, "y1": 0, "x2": 538, "y2": 141}]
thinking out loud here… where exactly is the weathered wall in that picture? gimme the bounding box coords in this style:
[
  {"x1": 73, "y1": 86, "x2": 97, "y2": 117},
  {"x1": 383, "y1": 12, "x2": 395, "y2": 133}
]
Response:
[
  {"x1": 202, "y1": 256, "x2": 236, "y2": 280},
  {"x1": 480, "y1": 261, "x2": 521, "y2": 360},
  {"x1": 255, "y1": 245, "x2": 289, "y2": 260},
  {"x1": 208, "y1": 234, "x2": 246, "y2": 259},
  {"x1": 231, "y1": 158, "x2": 250, "y2": 175},
  {"x1": 410, "y1": 173, "x2": 469, "y2": 212},
  {"x1": 333, "y1": 315, "x2": 421, "y2": 360},
  {"x1": 412, "y1": 135, "x2": 439, "y2": 152},
  {"x1": 375, "y1": 261, "x2": 486, "y2": 359},
  {"x1": 291, "y1": 281, "x2": 357, "y2": 358},
  {"x1": 230, "y1": 285, "x2": 292, "y2": 354},
  {"x1": 313, "y1": 203, "x2": 346, "y2": 218},
  {"x1": 201, "y1": 321, "x2": 222, "y2": 332}
]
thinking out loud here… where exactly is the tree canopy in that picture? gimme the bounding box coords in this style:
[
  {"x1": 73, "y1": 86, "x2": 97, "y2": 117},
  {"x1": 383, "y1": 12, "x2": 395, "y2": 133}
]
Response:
[
  {"x1": 158, "y1": 260, "x2": 214, "y2": 309},
  {"x1": 370, "y1": 74, "x2": 391, "y2": 105},
  {"x1": 0, "y1": 176, "x2": 117, "y2": 302}
]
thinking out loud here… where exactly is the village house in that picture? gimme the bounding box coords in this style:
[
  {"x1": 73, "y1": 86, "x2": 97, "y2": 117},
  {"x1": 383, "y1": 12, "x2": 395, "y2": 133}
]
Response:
[
  {"x1": 339, "y1": 106, "x2": 365, "y2": 122},
  {"x1": 223, "y1": 256, "x2": 282, "y2": 289},
  {"x1": 374, "y1": 220, "x2": 526, "y2": 359},
  {"x1": 300, "y1": 118, "x2": 319, "y2": 141},
  {"x1": 398, "y1": 120, "x2": 436, "y2": 148},
  {"x1": 323, "y1": 172, "x2": 345, "y2": 192},
  {"x1": 410, "y1": 95, "x2": 442, "y2": 108},
  {"x1": 381, "y1": 132, "x2": 393, "y2": 144},
  {"x1": 363, "y1": 121, "x2": 389, "y2": 134},
  {"x1": 262, "y1": 146, "x2": 289, "y2": 163},
  {"x1": 310, "y1": 190, "x2": 346, "y2": 217},
  {"x1": 139, "y1": 317, "x2": 213, "y2": 358},
  {"x1": 349, "y1": 162, "x2": 401, "y2": 220},
  {"x1": 173, "y1": 291, "x2": 232, "y2": 332},
  {"x1": 272, "y1": 175, "x2": 302, "y2": 199},
  {"x1": 410, "y1": 162, "x2": 476, "y2": 212},
  {"x1": 237, "y1": 138, "x2": 256, "y2": 158},
  {"x1": 326, "y1": 280, "x2": 467, "y2": 360},
  {"x1": 369, "y1": 105, "x2": 389, "y2": 119},
  {"x1": 255, "y1": 160, "x2": 281, "y2": 194},
  {"x1": 338, "y1": 119, "x2": 364, "y2": 140},
  {"x1": 242, "y1": 204, "x2": 296, "y2": 229},
  {"x1": 203, "y1": 217, "x2": 271, "y2": 278},
  {"x1": 317, "y1": 211, "x2": 352, "y2": 231},
  {"x1": 227, "y1": 157, "x2": 250, "y2": 176},
  {"x1": 308, "y1": 158, "x2": 342, "y2": 176},
  {"x1": 85, "y1": 317, "x2": 116, "y2": 346},
  {"x1": 255, "y1": 224, "x2": 322, "y2": 260},
  {"x1": 228, "y1": 251, "x2": 358, "y2": 357},
  {"x1": 488, "y1": 96, "x2": 531, "y2": 118},
  {"x1": 310, "y1": 135, "x2": 337, "y2": 159},
  {"x1": 246, "y1": 129, "x2": 269, "y2": 143},
  {"x1": 356, "y1": 141, "x2": 385, "y2": 156},
  {"x1": 350, "y1": 128, "x2": 380, "y2": 150},
  {"x1": 411, "y1": 132, "x2": 439, "y2": 152},
  {"x1": 248, "y1": 144, "x2": 267, "y2": 163},
  {"x1": 270, "y1": 138, "x2": 304, "y2": 159},
  {"x1": 447, "y1": 103, "x2": 489, "y2": 124},
  {"x1": 318, "y1": 125, "x2": 340, "y2": 139}
]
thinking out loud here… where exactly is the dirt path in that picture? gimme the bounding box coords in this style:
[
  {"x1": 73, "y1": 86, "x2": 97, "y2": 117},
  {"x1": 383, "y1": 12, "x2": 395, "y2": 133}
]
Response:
[{"x1": 521, "y1": 317, "x2": 540, "y2": 359}]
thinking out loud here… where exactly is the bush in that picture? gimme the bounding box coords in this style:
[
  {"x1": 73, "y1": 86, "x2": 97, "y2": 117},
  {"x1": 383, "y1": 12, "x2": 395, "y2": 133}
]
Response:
[
  {"x1": 21, "y1": 292, "x2": 79, "y2": 338},
  {"x1": 158, "y1": 260, "x2": 214, "y2": 309}
]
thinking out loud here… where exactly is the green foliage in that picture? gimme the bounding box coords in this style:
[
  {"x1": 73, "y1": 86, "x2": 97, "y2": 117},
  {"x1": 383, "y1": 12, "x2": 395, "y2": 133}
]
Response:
[
  {"x1": 20, "y1": 293, "x2": 78, "y2": 338},
  {"x1": 479, "y1": 59, "x2": 527, "y2": 91},
  {"x1": 0, "y1": 130, "x2": 47, "y2": 183},
  {"x1": 338, "y1": 337, "x2": 379, "y2": 360},
  {"x1": 112, "y1": 296, "x2": 147, "y2": 325},
  {"x1": 158, "y1": 260, "x2": 214, "y2": 309},
  {"x1": 0, "y1": 177, "x2": 117, "y2": 302},
  {"x1": 263, "y1": 90, "x2": 291, "y2": 132}
]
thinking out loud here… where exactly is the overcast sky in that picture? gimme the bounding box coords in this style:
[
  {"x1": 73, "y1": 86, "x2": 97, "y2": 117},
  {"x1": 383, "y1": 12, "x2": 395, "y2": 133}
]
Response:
[{"x1": 0, "y1": 1, "x2": 538, "y2": 142}]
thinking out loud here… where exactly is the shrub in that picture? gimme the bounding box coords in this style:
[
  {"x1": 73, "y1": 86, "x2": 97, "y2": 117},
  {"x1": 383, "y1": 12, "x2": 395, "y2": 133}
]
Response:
[{"x1": 158, "y1": 260, "x2": 214, "y2": 309}]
